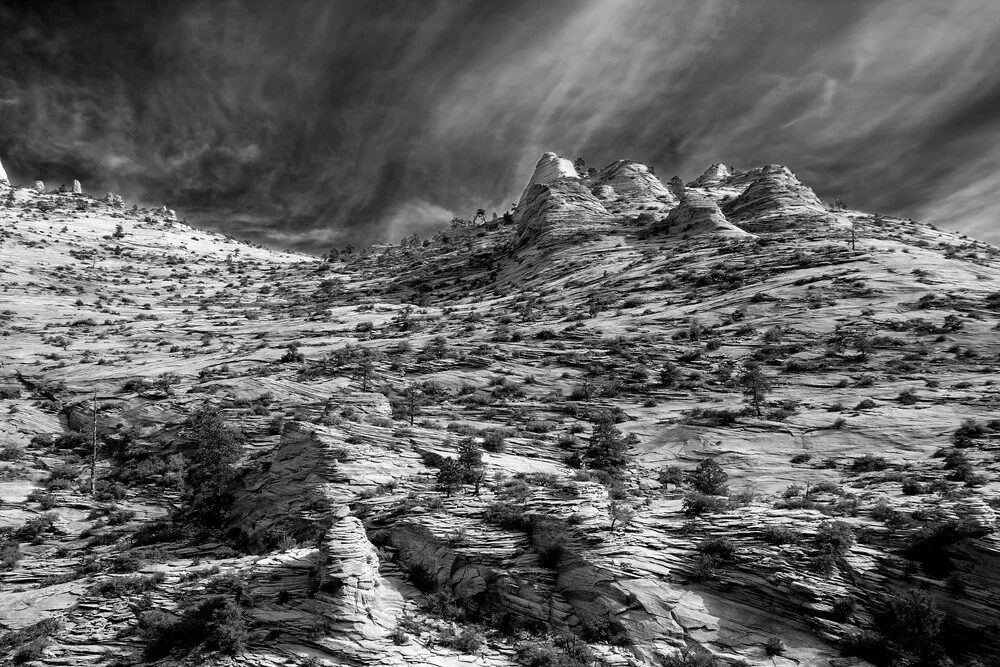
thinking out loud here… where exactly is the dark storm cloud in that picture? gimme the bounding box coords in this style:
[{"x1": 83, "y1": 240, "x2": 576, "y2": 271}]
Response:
[{"x1": 1, "y1": 0, "x2": 999, "y2": 251}]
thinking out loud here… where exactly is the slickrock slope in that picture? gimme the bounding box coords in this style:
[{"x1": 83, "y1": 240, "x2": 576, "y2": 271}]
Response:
[
  {"x1": 687, "y1": 164, "x2": 731, "y2": 188},
  {"x1": 1, "y1": 154, "x2": 1000, "y2": 667}
]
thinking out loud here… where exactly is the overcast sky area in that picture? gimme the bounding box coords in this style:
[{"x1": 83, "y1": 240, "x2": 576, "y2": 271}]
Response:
[{"x1": 1, "y1": 0, "x2": 998, "y2": 252}]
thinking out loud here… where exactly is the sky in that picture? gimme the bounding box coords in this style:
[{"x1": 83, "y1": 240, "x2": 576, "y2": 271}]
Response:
[{"x1": 1, "y1": 0, "x2": 998, "y2": 252}]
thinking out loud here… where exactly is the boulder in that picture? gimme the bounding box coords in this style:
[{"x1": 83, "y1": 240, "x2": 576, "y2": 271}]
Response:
[
  {"x1": 72, "y1": 180, "x2": 82, "y2": 194},
  {"x1": 33, "y1": 180, "x2": 45, "y2": 193},
  {"x1": 0, "y1": 156, "x2": 8, "y2": 185}
]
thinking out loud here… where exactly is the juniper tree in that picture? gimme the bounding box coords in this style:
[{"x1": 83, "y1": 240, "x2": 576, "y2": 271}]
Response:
[
  {"x1": 738, "y1": 360, "x2": 772, "y2": 417},
  {"x1": 457, "y1": 437, "x2": 485, "y2": 495}
]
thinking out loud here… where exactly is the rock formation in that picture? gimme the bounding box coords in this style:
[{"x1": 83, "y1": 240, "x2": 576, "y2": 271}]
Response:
[
  {"x1": 33, "y1": 180, "x2": 45, "y2": 192},
  {"x1": 0, "y1": 155, "x2": 8, "y2": 185},
  {"x1": 588, "y1": 159, "x2": 677, "y2": 208},
  {"x1": 687, "y1": 163, "x2": 731, "y2": 188},
  {"x1": 514, "y1": 152, "x2": 578, "y2": 220},
  {"x1": 657, "y1": 188, "x2": 750, "y2": 237},
  {"x1": 721, "y1": 164, "x2": 830, "y2": 227},
  {"x1": 72, "y1": 180, "x2": 82, "y2": 194},
  {"x1": 514, "y1": 179, "x2": 614, "y2": 249}
]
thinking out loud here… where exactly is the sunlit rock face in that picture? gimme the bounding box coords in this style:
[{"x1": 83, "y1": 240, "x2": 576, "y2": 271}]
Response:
[
  {"x1": 588, "y1": 159, "x2": 677, "y2": 208},
  {"x1": 514, "y1": 152, "x2": 579, "y2": 219},
  {"x1": 515, "y1": 178, "x2": 614, "y2": 248},
  {"x1": 0, "y1": 156, "x2": 8, "y2": 185},
  {"x1": 73, "y1": 180, "x2": 82, "y2": 194},
  {"x1": 721, "y1": 164, "x2": 830, "y2": 228},
  {"x1": 659, "y1": 187, "x2": 751, "y2": 237}
]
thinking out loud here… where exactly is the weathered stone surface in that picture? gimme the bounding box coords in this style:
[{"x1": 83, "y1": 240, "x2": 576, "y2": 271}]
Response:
[
  {"x1": 72, "y1": 180, "x2": 82, "y2": 194},
  {"x1": 514, "y1": 178, "x2": 614, "y2": 249},
  {"x1": 514, "y1": 152, "x2": 578, "y2": 219},
  {"x1": 0, "y1": 155, "x2": 8, "y2": 185},
  {"x1": 687, "y1": 163, "x2": 731, "y2": 188},
  {"x1": 656, "y1": 188, "x2": 750, "y2": 237},
  {"x1": 721, "y1": 164, "x2": 830, "y2": 227},
  {"x1": 33, "y1": 180, "x2": 45, "y2": 192},
  {"x1": 588, "y1": 159, "x2": 677, "y2": 208}
]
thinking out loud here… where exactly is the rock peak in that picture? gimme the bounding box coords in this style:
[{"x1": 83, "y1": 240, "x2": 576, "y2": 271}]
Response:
[
  {"x1": 688, "y1": 163, "x2": 731, "y2": 187},
  {"x1": 0, "y1": 155, "x2": 8, "y2": 186},
  {"x1": 515, "y1": 152, "x2": 579, "y2": 220}
]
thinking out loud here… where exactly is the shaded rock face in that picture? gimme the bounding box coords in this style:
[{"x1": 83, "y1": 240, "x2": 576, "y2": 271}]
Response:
[
  {"x1": 687, "y1": 163, "x2": 731, "y2": 188},
  {"x1": 721, "y1": 164, "x2": 829, "y2": 228},
  {"x1": 72, "y1": 180, "x2": 82, "y2": 194},
  {"x1": 658, "y1": 189, "x2": 750, "y2": 238},
  {"x1": 515, "y1": 151, "x2": 579, "y2": 219},
  {"x1": 0, "y1": 156, "x2": 8, "y2": 185},
  {"x1": 589, "y1": 159, "x2": 677, "y2": 208},
  {"x1": 515, "y1": 178, "x2": 614, "y2": 248}
]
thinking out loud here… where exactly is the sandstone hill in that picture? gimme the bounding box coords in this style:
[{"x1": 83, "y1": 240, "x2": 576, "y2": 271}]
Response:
[{"x1": 0, "y1": 153, "x2": 998, "y2": 667}]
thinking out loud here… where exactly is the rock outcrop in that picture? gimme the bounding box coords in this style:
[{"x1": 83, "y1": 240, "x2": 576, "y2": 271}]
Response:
[
  {"x1": 515, "y1": 178, "x2": 614, "y2": 248},
  {"x1": 0, "y1": 155, "x2": 8, "y2": 185},
  {"x1": 33, "y1": 180, "x2": 45, "y2": 192},
  {"x1": 721, "y1": 164, "x2": 830, "y2": 228},
  {"x1": 514, "y1": 152, "x2": 579, "y2": 220},
  {"x1": 72, "y1": 180, "x2": 82, "y2": 194},
  {"x1": 687, "y1": 163, "x2": 731, "y2": 188},
  {"x1": 588, "y1": 159, "x2": 677, "y2": 208},
  {"x1": 657, "y1": 188, "x2": 750, "y2": 237}
]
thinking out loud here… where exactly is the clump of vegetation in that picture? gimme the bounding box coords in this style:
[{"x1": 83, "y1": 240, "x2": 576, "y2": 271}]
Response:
[
  {"x1": 140, "y1": 595, "x2": 248, "y2": 658},
  {"x1": 183, "y1": 407, "x2": 245, "y2": 525}
]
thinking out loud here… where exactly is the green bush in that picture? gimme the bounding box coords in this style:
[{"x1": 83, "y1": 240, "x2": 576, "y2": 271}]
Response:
[
  {"x1": 682, "y1": 492, "x2": 730, "y2": 516},
  {"x1": 850, "y1": 454, "x2": 888, "y2": 472}
]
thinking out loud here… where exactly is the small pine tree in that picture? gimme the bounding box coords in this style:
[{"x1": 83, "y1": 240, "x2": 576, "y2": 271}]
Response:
[
  {"x1": 689, "y1": 458, "x2": 729, "y2": 496},
  {"x1": 436, "y1": 459, "x2": 464, "y2": 497},
  {"x1": 457, "y1": 438, "x2": 485, "y2": 494},
  {"x1": 738, "y1": 360, "x2": 772, "y2": 417},
  {"x1": 585, "y1": 412, "x2": 632, "y2": 472}
]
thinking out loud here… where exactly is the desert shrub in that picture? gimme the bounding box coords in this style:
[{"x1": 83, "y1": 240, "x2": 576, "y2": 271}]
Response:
[
  {"x1": 872, "y1": 589, "x2": 945, "y2": 662},
  {"x1": 15, "y1": 513, "x2": 58, "y2": 541},
  {"x1": 790, "y1": 453, "x2": 811, "y2": 464},
  {"x1": 850, "y1": 454, "x2": 888, "y2": 472},
  {"x1": 0, "y1": 444, "x2": 25, "y2": 461},
  {"x1": 140, "y1": 595, "x2": 247, "y2": 658},
  {"x1": 901, "y1": 479, "x2": 925, "y2": 495},
  {"x1": 532, "y1": 523, "x2": 571, "y2": 568},
  {"x1": 814, "y1": 521, "x2": 854, "y2": 561},
  {"x1": 580, "y1": 614, "x2": 629, "y2": 645},
  {"x1": 907, "y1": 521, "x2": 962, "y2": 578},
  {"x1": 842, "y1": 629, "x2": 895, "y2": 664},
  {"x1": 439, "y1": 628, "x2": 485, "y2": 654},
  {"x1": 516, "y1": 632, "x2": 597, "y2": 667},
  {"x1": 761, "y1": 524, "x2": 799, "y2": 545},
  {"x1": 682, "y1": 492, "x2": 730, "y2": 516},
  {"x1": 855, "y1": 398, "x2": 877, "y2": 410},
  {"x1": 483, "y1": 502, "x2": 533, "y2": 532},
  {"x1": 698, "y1": 537, "x2": 735, "y2": 561},
  {"x1": 897, "y1": 388, "x2": 918, "y2": 405},
  {"x1": 1, "y1": 539, "x2": 22, "y2": 570},
  {"x1": 832, "y1": 596, "x2": 857, "y2": 621},
  {"x1": 657, "y1": 465, "x2": 684, "y2": 487},
  {"x1": 88, "y1": 572, "x2": 164, "y2": 597},
  {"x1": 953, "y1": 419, "x2": 987, "y2": 447},
  {"x1": 764, "y1": 636, "x2": 786, "y2": 656},
  {"x1": 481, "y1": 429, "x2": 506, "y2": 453}
]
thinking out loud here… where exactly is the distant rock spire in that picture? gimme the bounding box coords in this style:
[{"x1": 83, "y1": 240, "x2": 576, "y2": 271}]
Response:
[
  {"x1": 73, "y1": 180, "x2": 82, "y2": 194},
  {"x1": 33, "y1": 180, "x2": 45, "y2": 193},
  {"x1": 0, "y1": 155, "x2": 8, "y2": 185}
]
